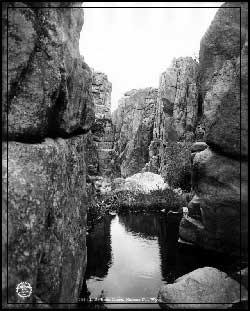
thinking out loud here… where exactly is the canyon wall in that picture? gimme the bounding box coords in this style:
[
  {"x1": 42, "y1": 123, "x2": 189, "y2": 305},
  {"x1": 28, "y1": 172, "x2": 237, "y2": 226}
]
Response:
[
  {"x1": 3, "y1": 3, "x2": 248, "y2": 307},
  {"x1": 112, "y1": 88, "x2": 158, "y2": 177},
  {"x1": 86, "y1": 71, "x2": 117, "y2": 183},
  {"x1": 111, "y1": 2, "x2": 248, "y2": 258},
  {"x1": 91, "y1": 71, "x2": 116, "y2": 178},
  {"x1": 179, "y1": 2, "x2": 248, "y2": 257},
  {"x1": 144, "y1": 57, "x2": 199, "y2": 189},
  {"x1": 3, "y1": 2, "x2": 93, "y2": 305}
]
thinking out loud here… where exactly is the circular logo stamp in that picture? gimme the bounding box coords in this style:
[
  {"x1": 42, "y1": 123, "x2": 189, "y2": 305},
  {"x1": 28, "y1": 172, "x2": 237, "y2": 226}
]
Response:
[{"x1": 16, "y1": 282, "x2": 32, "y2": 298}]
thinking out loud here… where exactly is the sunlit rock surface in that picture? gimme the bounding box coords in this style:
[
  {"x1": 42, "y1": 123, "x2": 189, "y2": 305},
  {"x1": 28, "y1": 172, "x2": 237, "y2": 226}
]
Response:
[
  {"x1": 124, "y1": 172, "x2": 169, "y2": 193},
  {"x1": 158, "y1": 267, "x2": 248, "y2": 309}
]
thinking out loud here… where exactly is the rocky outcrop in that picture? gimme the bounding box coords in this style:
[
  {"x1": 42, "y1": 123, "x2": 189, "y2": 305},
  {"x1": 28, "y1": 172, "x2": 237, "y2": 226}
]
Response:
[
  {"x1": 180, "y1": 146, "x2": 246, "y2": 255},
  {"x1": 3, "y1": 2, "x2": 94, "y2": 141},
  {"x1": 179, "y1": 2, "x2": 248, "y2": 257},
  {"x1": 92, "y1": 71, "x2": 112, "y2": 120},
  {"x1": 154, "y1": 57, "x2": 199, "y2": 142},
  {"x1": 158, "y1": 267, "x2": 248, "y2": 309},
  {"x1": 112, "y1": 88, "x2": 158, "y2": 177},
  {"x1": 86, "y1": 71, "x2": 117, "y2": 181},
  {"x1": 3, "y1": 2, "x2": 92, "y2": 305},
  {"x1": 199, "y1": 2, "x2": 248, "y2": 157},
  {"x1": 145, "y1": 57, "x2": 199, "y2": 189},
  {"x1": 3, "y1": 137, "x2": 88, "y2": 304}
]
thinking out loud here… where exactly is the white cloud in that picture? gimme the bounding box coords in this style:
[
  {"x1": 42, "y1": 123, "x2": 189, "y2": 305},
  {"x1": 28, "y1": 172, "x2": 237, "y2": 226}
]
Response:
[{"x1": 79, "y1": 2, "x2": 223, "y2": 111}]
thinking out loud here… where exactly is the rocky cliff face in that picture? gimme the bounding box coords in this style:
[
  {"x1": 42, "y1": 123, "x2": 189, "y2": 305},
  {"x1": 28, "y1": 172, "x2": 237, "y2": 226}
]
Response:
[
  {"x1": 3, "y1": 2, "x2": 94, "y2": 140},
  {"x1": 112, "y1": 88, "x2": 158, "y2": 177},
  {"x1": 86, "y1": 71, "x2": 117, "y2": 179},
  {"x1": 92, "y1": 71, "x2": 112, "y2": 120},
  {"x1": 154, "y1": 57, "x2": 199, "y2": 142},
  {"x1": 199, "y1": 2, "x2": 248, "y2": 158},
  {"x1": 144, "y1": 57, "x2": 199, "y2": 189},
  {"x1": 179, "y1": 2, "x2": 248, "y2": 257},
  {"x1": 3, "y1": 2, "x2": 93, "y2": 304}
]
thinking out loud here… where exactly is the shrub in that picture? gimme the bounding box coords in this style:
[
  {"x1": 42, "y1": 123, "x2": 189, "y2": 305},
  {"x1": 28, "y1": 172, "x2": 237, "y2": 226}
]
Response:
[
  {"x1": 160, "y1": 142, "x2": 192, "y2": 191},
  {"x1": 113, "y1": 187, "x2": 186, "y2": 213}
]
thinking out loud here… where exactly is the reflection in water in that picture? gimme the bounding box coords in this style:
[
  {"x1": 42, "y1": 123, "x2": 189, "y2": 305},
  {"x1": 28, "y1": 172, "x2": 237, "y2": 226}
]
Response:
[
  {"x1": 119, "y1": 214, "x2": 160, "y2": 239},
  {"x1": 158, "y1": 216, "x2": 178, "y2": 283},
  {"x1": 85, "y1": 216, "x2": 113, "y2": 279},
  {"x1": 86, "y1": 215, "x2": 162, "y2": 301},
  {"x1": 79, "y1": 213, "x2": 239, "y2": 308}
]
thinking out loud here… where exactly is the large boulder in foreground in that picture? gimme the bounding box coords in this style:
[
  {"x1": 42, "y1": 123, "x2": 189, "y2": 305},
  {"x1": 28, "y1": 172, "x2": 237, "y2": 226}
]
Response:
[
  {"x1": 3, "y1": 136, "x2": 88, "y2": 303},
  {"x1": 158, "y1": 267, "x2": 248, "y2": 309},
  {"x1": 3, "y1": 3, "x2": 94, "y2": 140},
  {"x1": 179, "y1": 147, "x2": 248, "y2": 257}
]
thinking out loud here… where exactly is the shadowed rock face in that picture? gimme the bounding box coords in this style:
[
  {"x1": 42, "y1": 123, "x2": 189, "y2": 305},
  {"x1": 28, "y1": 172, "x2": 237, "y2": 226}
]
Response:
[
  {"x1": 2, "y1": 2, "x2": 92, "y2": 305},
  {"x1": 112, "y1": 88, "x2": 158, "y2": 177},
  {"x1": 180, "y1": 2, "x2": 248, "y2": 258},
  {"x1": 180, "y1": 147, "x2": 247, "y2": 256}
]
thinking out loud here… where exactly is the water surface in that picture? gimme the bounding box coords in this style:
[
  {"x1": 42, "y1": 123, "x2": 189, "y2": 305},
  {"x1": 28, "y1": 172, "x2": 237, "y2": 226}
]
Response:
[{"x1": 80, "y1": 213, "x2": 239, "y2": 309}]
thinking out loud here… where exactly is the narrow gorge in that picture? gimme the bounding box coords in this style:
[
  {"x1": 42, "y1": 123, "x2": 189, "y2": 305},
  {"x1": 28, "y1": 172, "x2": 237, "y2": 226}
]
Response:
[{"x1": 2, "y1": 2, "x2": 248, "y2": 309}]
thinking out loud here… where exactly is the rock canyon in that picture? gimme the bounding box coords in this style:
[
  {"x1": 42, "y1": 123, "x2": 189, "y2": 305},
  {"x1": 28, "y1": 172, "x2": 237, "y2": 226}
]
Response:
[{"x1": 2, "y1": 2, "x2": 248, "y2": 308}]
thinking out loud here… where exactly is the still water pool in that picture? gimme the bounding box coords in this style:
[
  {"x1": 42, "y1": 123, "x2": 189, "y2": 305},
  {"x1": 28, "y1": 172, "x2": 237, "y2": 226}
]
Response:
[{"x1": 79, "y1": 213, "x2": 238, "y2": 309}]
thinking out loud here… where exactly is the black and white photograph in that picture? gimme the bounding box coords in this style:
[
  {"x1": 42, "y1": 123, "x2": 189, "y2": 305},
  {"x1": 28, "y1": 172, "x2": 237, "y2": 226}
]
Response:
[{"x1": 2, "y1": 1, "x2": 248, "y2": 309}]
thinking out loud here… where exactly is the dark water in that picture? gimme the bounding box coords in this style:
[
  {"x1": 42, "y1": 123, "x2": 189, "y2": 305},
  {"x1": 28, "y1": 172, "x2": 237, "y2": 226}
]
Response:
[{"x1": 79, "y1": 213, "x2": 240, "y2": 309}]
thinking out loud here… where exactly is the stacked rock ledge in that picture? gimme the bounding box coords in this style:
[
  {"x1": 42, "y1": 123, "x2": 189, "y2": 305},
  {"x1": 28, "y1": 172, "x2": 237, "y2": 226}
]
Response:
[
  {"x1": 2, "y1": 2, "x2": 93, "y2": 305},
  {"x1": 179, "y1": 2, "x2": 248, "y2": 258}
]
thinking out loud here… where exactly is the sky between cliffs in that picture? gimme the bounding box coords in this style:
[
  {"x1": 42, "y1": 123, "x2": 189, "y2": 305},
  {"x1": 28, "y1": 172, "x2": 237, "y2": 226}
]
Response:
[{"x1": 80, "y1": 2, "x2": 223, "y2": 112}]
